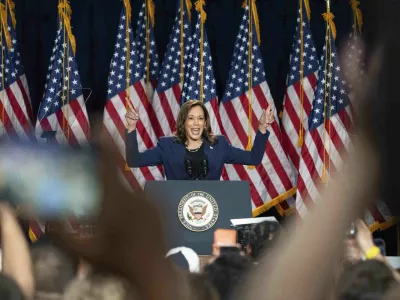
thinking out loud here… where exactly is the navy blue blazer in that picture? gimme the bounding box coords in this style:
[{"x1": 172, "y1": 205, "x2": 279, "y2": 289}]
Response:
[{"x1": 125, "y1": 130, "x2": 270, "y2": 180}]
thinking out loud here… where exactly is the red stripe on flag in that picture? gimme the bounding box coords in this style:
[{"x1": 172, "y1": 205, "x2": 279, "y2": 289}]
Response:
[
  {"x1": 241, "y1": 91, "x2": 294, "y2": 193},
  {"x1": 69, "y1": 99, "x2": 90, "y2": 140},
  {"x1": 5, "y1": 84, "x2": 33, "y2": 139},
  {"x1": 0, "y1": 100, "x2": 18, "y2": 138},
  {"x1": 55, "y1": 108, "x2": 79, "y2": 145},
  {"x1": 157, "y1": 89, "x2": 178, "y2": 135},
  {"x1": 17, "y1": 77, "x2": 34, "y2": 123},
  {"x1": 133, "y1": 82, "x2": 164, "y2": 143}
]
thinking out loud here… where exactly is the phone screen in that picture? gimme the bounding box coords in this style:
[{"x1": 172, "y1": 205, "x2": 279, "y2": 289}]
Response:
[{"x1": 0, "y1": 143, "x2": 100, "y2": 218}]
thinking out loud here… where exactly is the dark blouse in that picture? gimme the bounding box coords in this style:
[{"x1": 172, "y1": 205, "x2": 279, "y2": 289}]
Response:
[{"x1": 184, "y1": 143, "x2": 207, "y2": 180}]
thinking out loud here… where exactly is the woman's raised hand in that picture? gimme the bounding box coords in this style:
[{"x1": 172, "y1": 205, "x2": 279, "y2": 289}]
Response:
[{"x1": 125, "y1": 98, "x2": 139, "y2": 132}]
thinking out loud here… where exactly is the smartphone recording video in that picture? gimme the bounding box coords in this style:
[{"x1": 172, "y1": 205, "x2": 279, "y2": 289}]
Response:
[{"x1": 0, "y1": 142, "x2": 100, "y2": 218}]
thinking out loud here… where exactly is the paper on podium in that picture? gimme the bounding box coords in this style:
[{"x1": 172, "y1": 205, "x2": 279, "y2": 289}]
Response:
[{"x1": 230, "y1": 217, "x2": 278, "y2": 226}]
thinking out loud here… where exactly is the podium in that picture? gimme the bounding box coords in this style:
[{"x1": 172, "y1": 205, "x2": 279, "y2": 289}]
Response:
[{"x1": 144, "y1": 180, "x2": 252, "y2": 255}]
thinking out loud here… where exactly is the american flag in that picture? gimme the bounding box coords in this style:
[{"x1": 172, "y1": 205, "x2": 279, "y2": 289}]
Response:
[
  {"x1": 295, "y1": 14, "x2": 354, "y2": 217},
  {"x1": 152, "y1": 0, "x2": 192, "y2": 137},
  {"x1": 103, "y1": 0, "x2": 164, "y2": 190},
  {"x1": 36, "y1": 1, "x2": 90, "y2": 145},
  {"x1": 345, "y1": 2, "x2": 396, "y2": 231},
  {"x1": 281, "y1": 0, "x2": 319, "y2": 172},
  {"x1": 219, "y1": 2, "x2": 296, "y2": 217},
  {"x1": 0, "y1": 0, "x2": 34, "y2": 141},
  {"x1": 181, "y1": 0, "x2": 221, "y2": 135}
]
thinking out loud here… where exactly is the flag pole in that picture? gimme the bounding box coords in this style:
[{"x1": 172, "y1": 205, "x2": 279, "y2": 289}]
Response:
[
  {"x1": 246, "y1": 0, "x2": 253, "y2": 153},
  {"x1": 124, "y1": 0, "x2": 132, "y2": 171},
  {"x1": 195, "y1": 0, "x2": 206, "y2": 103},
  {"x1": 145, "y1": 0, "x2": 155, "y2": 101},
  {"x1": 179, "y1": 0, "x2": 191, "y2": 84},
  {"x1": 124, "y1": 0, "x2": 131, "y2": 112},
  {"x1": 0, "y1": 3, "x2": 5, "y2": 128},
  {"x1": 179, "y1": 0, "x2": 184, "y2": 84},
  {"x1": 321, "y1": 0, "x2": 332, "y2": 184}
]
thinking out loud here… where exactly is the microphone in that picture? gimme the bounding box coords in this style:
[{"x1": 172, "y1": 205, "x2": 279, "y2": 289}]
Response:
[
  {"x1": 201, "y1": 159, "x2": 208, "y2": 180},
  {"x1": 185, "y1": 159, "x2": 194, "y2": 179}
]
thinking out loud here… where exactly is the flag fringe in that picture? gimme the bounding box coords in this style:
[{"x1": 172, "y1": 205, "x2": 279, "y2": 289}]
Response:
[
  {"x1": 369, "y1": 217, "x2": 398, "y2": 233},
  {"x1": 58, "y1": 0, "x2": 76, "y2": 54},
  {"x1": 276, "y1": 204, "x2": 296, "y2": 217},
  {"x1": 252, "y1": 187, "x2": 297, "y2": 217}
]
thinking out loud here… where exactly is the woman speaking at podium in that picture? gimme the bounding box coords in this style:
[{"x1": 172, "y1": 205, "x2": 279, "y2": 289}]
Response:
[{"x1": 125, "y1": 100, "x2": 274, "y2": 180}]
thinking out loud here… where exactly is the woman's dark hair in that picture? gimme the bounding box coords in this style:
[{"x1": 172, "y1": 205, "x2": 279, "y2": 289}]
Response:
[{"x1": 174, "y1": 100, "x2": 217, "y2": 145}]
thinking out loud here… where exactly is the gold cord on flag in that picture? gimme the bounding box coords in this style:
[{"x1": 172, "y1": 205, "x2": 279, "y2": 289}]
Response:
[
  {"x1": 124, "y1": 0, "x2": 131, "y2": 171},
  {"x1": 5, "y1": 0, "x2": 15, "y2": 28},
  {"x1": 350, "y1": 0, "x2": 362, "y2": 36},
  {"x1": 58, "y1": 0, "x2": 76, "y2": 54},
  {"x1": 124, "y1": 0, "x2": 131, "y2": 112},
  {"x1": 298, "y1": 0, "x2": 305, "y2": 147},
  {"x1": 321, "y1": 0, "x2": 335, "y2": 183},
  {"x1": 245, "y1": 0, "x2": 258, "y2": 170},
  {"x1": 145, "y1": 0, "x2": 155, "y2": 100},
  {"x1": 195, "y1": 0, "x2": 206, "y2": 102},
  {"x1": 0, "y1": 2, "x2": 11, "y2": 50},
  {"x1": 322, "y1": 11, "x2": 336, "y2": 40},
  {"x1": 58, "y1": 0, "x2": 75, "y2": 140}
]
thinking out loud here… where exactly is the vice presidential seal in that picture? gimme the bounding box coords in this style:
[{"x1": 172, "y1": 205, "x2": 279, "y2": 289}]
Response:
[{"x1": 178, "y1": 191, "x2": 219, "y2": 232}]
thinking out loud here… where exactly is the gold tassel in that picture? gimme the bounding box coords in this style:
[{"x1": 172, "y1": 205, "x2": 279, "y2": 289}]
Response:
[
  {"x1": 185, "y1": 0, "x2": 192, "y2": 21},
  {"x1": 0, "y1": 3, "x2": 12, "y2": 50},
  {"x1": 350, "y1": 0, "x2": 363, "y2": 33},
  {"x1": 6, "y1": 0, "x2": 16, "y2": 28},
  {"x1": 29, "y1": 228, "x2": 38, "y2": 243},
  {"x1": 147, "y1": 0, "x2": 155, "y2": 27},
  {"x1": 322, "y1": 12, "x2": 337, "y2": 40},
  {"x1": 195, "y1": 0, "x2": 207, "y2": 23},
  {"x1": 303, "y1": 0, "x2": 311, "y2": 21},
  {"x1": 123, "y1": 0, "x2": 132, "y2": 22},
  {"x1": 297, "y1": 130, "x2": 303, "y2": 147},
  {"x1": 321, "y1": 165, "x2": 327, "y2": 183},
  {"x1": 58, "y1": 0, "x2": 76, "y2": 54}
]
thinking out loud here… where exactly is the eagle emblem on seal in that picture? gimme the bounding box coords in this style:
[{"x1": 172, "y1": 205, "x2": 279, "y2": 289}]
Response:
[
  {"x1": 178, "y1": 191, "x2": 219, "y2": 232},
  {"x1": 188, "y1": 204, "x2": 208, "y2": 220}
]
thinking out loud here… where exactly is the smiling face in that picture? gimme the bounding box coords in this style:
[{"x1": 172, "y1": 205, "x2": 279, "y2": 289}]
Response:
[{"x1": 185, "y1": 105, "x2": 206, "y2": 143}]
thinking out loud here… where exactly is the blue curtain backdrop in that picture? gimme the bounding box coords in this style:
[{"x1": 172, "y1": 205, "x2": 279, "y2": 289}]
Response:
[{"x1": 14, "y1": 0, "x2": 376, "y2": 119}]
